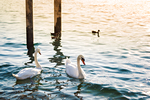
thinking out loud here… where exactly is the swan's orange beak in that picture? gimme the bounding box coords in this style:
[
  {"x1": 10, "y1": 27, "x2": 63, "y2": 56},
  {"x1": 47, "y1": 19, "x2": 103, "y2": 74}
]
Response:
[
  {"x1": 39, "y1": 52, "x2": 41, "y2": 55},
  {"x1": 81, "y1": 59, "x2": 85, "y2": 65}
]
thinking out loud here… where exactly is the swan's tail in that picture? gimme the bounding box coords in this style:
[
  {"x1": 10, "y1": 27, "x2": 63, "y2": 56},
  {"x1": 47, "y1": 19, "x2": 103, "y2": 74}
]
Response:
[{"x1": 12, "y1": 74, "x2": 19, "y2": 79}]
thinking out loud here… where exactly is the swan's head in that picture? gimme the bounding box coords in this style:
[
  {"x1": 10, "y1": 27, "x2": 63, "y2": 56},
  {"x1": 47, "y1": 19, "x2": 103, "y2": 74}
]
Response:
[
  {"x1": 81, "y1": 58, "x2": 85, "y2": 65},
  {"x1": 98, "y1": 30, "x2": 100, "y2": 33},
  {"x1": 36, "y1": 48, "x2": 41, "y2": 55},
  {"x1": 78, "y1": 55, "x2": 85, "y2": 65}
]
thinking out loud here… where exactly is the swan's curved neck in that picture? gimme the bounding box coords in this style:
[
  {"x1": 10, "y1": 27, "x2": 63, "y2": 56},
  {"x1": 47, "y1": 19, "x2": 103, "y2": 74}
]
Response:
[
  {"x1": 77, "y1": 56, "x2": 84, "y2": 79},
  {"x1": 34, "y1": 51, "x2": 41, "y2": 69}
]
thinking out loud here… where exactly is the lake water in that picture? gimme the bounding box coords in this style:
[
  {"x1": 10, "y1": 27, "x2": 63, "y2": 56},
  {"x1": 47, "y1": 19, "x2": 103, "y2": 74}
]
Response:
[{"x1": 0, "y1": 0, "x2": 150, "y2": 99}]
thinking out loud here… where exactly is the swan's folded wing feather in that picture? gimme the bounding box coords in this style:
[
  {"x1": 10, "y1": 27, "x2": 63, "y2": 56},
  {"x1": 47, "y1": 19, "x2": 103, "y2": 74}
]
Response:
[
  {"x1": 16, "y1": 68, "x2": 41, "y2": 79},
  {"x1": 66, "y1": 63, "x2": 78, "y2": 78}
]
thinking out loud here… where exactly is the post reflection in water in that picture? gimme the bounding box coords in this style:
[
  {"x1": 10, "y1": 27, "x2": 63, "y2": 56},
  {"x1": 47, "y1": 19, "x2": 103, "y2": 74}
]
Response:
[
  {"x1": 48, "y1": 38, "x2": 66, "y2": 92},
  {"x1": 55, "y1": 79, "x2": 65, "y2": 91},
  {"x1": 25, "y1": 46, "x2": 35, "y2": 65},
  {"x1": 49, "y1": 38, "x2": 67, "y2": 67},
  {"x1": 74, "y1": 81, "x2": 84, "y2": 99}
]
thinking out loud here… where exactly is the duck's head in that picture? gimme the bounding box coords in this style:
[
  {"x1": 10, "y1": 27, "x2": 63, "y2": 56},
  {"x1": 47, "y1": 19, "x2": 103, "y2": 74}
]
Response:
[{"x1": 36, "y1": 48, "x2": 41, "y2": 55}]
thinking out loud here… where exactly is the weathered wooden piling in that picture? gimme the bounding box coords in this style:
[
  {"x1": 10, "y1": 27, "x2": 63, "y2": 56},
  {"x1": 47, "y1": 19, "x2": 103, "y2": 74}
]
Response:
[
  {"x1": 54, "y1": 0, "x2": 61, "y2": 38},
  {"x1": 26, "y1": 0, "x2": 33, "y2": 50}
]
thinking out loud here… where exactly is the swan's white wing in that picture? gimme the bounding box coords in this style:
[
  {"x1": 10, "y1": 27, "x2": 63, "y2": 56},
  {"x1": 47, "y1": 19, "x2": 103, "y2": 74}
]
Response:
[
  {"x1": 15, "y1": 68, "x2": 41, "y2": 79},
  {"x1": 66, "y1": 63, "x2": 79, "y2": 78}
]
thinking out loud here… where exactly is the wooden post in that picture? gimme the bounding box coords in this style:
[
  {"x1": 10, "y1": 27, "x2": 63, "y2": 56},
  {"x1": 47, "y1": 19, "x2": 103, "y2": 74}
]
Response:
[
  {"x1": 26, "y1": 0, "x2": 33, "y2": 50},
  {"x1": 54, "y1": 0, "x2": 61, "y2": 38}
]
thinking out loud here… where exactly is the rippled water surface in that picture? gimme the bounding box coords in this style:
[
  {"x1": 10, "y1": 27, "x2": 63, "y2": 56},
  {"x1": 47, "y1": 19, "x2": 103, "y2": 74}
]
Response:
[{"x1": 0, "y1": 0, "x2": 150, "y2": 99}]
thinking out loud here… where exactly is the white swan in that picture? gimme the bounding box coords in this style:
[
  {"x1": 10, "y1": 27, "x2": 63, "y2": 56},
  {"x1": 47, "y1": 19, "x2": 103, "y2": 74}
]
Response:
[
  {"x1": 65, "y1": 55, "x2": 86, "y2": 79},
  {"x1": 12, "y1": 48, "x2": 42, "y2": 80}
]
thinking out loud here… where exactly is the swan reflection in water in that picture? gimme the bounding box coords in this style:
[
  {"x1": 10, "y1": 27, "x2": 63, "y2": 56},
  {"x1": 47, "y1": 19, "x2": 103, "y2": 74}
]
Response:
[
  {"x1": 12, "y1": 74, "x2": 42, "y2": 94},
  {"x1": 68, "y1": 78, "x2": 84, "y2": 99}
]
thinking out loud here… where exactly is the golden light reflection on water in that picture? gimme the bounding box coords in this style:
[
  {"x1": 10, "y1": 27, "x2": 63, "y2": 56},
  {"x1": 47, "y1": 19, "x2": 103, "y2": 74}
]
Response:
[{"x1": 3, "y1": 0, "x2": 149, "y2": 32}]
